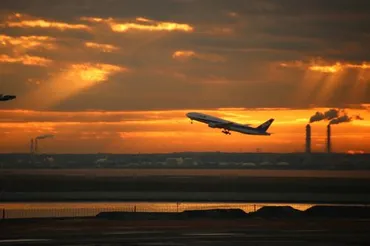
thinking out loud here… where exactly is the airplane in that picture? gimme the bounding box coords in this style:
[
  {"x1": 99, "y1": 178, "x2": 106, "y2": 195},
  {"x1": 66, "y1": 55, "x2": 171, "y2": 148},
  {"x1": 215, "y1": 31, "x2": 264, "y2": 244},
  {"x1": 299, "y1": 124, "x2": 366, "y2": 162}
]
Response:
[
  {"x1": 186, "y1": 112, "x2": 274, "y2": 136},
  {"x1": 0, "y1": 94, "x2": 16, "y2": 101}
]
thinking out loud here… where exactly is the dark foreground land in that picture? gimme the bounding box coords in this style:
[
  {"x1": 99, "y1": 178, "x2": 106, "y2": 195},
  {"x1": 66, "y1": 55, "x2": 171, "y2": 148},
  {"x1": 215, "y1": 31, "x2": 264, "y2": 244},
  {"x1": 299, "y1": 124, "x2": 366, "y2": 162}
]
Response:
[
  {"x1": 2, "y1": 169, "x2": 370, "y2": 203},
  {"x1": 2, "y1": 216, "x2": 370, "y2": 245},
  {"x1": 3, "y1": 204, "x2": 370, "y2": 245}
]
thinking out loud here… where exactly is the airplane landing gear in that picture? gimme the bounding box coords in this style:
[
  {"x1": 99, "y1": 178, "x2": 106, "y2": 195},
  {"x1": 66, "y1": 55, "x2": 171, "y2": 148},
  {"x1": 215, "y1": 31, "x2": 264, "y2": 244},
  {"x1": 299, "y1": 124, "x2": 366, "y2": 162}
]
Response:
[
  {"x1": 190, "y1": 120, "x2": 193, "y2": 124},
  {"x1": 222, "y1": 130, "x2": 231, "y2": 135}
]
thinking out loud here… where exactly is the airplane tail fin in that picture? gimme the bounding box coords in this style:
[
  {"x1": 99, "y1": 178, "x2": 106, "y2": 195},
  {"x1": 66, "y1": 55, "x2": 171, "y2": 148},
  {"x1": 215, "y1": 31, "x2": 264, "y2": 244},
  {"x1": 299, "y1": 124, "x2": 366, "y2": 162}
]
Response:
[{"x1": 256, "y1": 118, "x2": 274, "y2": 132}]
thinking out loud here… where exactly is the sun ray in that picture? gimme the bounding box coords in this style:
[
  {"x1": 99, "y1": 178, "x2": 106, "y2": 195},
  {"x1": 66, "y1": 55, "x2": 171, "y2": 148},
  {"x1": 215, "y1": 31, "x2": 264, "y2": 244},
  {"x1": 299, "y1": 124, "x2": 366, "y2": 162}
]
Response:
[{"x1": 14, "y1": 63, "x2": 128, "y2": 110}]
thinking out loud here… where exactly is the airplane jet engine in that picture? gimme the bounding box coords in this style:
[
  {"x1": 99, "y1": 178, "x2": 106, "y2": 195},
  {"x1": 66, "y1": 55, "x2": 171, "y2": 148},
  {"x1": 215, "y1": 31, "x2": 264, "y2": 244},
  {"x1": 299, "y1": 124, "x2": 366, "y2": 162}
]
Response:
[{"x1": 208, "y1": 123, "x2": 218, "y2": 128}]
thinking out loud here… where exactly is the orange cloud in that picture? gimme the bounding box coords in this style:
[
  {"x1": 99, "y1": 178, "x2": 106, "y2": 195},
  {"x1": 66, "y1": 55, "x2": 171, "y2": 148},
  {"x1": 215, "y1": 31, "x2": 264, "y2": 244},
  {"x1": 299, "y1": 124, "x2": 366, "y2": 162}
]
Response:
[
  {"x1": 172, "y1": 50, "x2": 225, "y2": 62},
  {"x1": 172, "y1": 50, "x2": 195, "y2": 59},
  {"x1": 2, "y1": 13, "x2": 90, "y2": 31},
  {"x1": 68, "y1": 63, "x2": 126, "y2": 82},
  {"x1": 81, "y1": 16, "x2": 193, "y2": 33},
  {"x1": 136, "y1": 17, "x2": 152, "y2": 23},
  {"x1": 308, "y1": 62, "x2": 370, "y2": 73},
  {"x1": 84, "y1": 42, "x2": 119, "y2": 52},
  {"x1": 279, "y1": 58, "x2": 370, "y2": 73},
  {"x1": 346, "y1": 63, "x2": 370, "y2": 69},
  {"x1": 13, "y1": 63, "x2": 128, "y2": 110},
  {"x1": 309, "y1": 63, "x2": 343, "y2": 73},
  {"x1": 0, "y1": 109, "x2": 188, "y2": 124},
  {"x1": 279, "y1": 58, "x2": 370, "y2": 106},
  {"x1": 0, "y1": 34, "x2": 56, "y2": 51},
  {"x1": 0, "y1": 108, "x2": 367, "y2": 127},
  {"x1": 0, "y1": 54, "x2": 52, "y2": 66}
]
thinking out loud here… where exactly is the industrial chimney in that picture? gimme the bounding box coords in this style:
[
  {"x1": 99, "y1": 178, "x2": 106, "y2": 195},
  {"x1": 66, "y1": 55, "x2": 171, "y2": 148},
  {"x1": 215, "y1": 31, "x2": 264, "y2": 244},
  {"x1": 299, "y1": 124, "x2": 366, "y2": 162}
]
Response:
[
  {"x1": 305, "y1": 124, "x2": 311, "y2": 153},
  {"x1": 30, "y1": 138, "x2": 34, "y2": 154},
  {"x1": 327, "y1": 124, "x2": 331, "y2": 153}
]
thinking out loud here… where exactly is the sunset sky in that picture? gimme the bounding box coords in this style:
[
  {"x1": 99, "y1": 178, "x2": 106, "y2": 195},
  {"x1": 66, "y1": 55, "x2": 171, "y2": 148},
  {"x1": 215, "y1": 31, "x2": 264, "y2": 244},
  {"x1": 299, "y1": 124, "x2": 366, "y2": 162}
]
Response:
[{"x1": 0, "y1": 0, "x2": 370, "y2": 154}]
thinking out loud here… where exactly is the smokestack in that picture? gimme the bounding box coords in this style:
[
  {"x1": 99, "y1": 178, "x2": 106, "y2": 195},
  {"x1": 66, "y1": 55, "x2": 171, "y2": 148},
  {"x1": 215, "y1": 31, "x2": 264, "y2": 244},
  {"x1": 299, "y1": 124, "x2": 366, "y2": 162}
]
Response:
[
  {"x1": 34, "y1": 139, "x2": 38, "y2": 154},
  {"x1": 327, "y1": 124, "x2": 331, "y2": 153},
  {"x1": 305, "y1": 124, "x2": 311, "y2": 154},
  {"x1": 30, "y1": 138, "x2": 34, "y2": 154}
]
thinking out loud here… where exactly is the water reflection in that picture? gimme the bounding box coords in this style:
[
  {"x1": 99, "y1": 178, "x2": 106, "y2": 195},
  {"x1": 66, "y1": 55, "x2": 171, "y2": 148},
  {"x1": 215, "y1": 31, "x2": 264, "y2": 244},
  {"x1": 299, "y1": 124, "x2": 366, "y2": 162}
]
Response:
[{"x1": 0, "y1": 202, "x2": 353, "y2": 219}]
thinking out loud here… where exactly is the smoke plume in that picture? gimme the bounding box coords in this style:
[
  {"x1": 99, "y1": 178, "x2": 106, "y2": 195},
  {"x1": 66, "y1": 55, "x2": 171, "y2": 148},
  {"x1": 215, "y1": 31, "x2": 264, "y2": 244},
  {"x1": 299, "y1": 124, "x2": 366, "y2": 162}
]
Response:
[
  {"x1": 36, "y1": 134, "x2": 54, "y2": 140},
  {"x1": 329, "y1": 115, "x2": 351, "y2": 125},
  {"x1": 309, "y1": 108, "x2": 340, "y2": 123},
  {"x1": 329, "y1": 114, "x2": 364, "y2": 125},
  {"x1": 309, "y1": 109, "x2": 364, "y2": 125}
]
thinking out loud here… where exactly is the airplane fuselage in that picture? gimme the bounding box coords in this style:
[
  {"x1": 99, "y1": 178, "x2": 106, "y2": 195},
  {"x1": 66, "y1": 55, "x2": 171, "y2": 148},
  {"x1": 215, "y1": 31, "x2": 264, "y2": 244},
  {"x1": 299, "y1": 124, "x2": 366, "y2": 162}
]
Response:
[
  {"x1": 0, "y1": 95, "x2": 16, "y2": 101},
  {"x1": 186, "y1": 112, "x2": 272, "y2": 135}
]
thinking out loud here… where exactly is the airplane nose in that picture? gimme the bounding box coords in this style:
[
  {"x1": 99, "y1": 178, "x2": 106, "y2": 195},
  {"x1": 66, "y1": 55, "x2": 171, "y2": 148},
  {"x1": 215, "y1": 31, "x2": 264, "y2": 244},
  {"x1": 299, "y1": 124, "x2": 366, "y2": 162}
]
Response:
[{"x1": 186, "y1": 112, "x2": 194, "y2": 119}]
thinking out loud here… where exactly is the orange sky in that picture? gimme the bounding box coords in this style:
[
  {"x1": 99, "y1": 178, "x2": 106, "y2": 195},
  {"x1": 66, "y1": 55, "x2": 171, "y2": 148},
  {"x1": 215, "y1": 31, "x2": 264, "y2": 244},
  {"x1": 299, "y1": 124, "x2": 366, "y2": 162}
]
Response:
[
  {"x1": 0, "y1": 1, "x2": 370, "y2": 154},
  {"x1": 0, "y1": 108, "x2": 369, "y2": 153}
]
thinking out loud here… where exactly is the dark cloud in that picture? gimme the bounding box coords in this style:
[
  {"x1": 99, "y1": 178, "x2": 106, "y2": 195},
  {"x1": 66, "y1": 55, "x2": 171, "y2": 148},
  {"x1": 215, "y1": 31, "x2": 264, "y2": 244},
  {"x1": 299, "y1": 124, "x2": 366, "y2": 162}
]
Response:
[
  {"x1": 0, "y1": 0, "x2": 193, "y2": 22},
  {"x1": 1, "y1": 0, "x2": 370, "y2": 111}
]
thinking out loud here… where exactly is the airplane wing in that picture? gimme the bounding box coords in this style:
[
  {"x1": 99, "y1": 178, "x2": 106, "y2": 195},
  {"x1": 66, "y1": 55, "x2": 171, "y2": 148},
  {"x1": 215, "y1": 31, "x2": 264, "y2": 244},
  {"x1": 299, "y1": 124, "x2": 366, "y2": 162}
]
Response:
[{"x1": 208, "y1": 122, "x2": 234, "y2": 128}]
